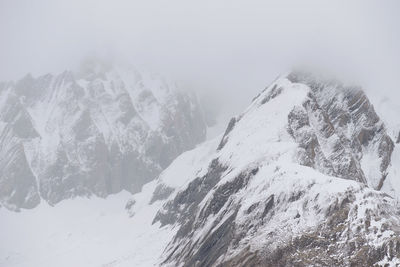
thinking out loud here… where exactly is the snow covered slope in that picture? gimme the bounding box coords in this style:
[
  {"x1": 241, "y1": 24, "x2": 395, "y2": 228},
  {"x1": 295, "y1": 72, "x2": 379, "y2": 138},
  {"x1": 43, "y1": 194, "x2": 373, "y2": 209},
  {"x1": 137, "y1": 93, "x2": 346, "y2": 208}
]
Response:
[
  {"x1": 0, "y1": 191, "x2": 169, "y2": 267},
  {"x1": 0, "y1": 62, "x2": 207, "y2": 210},
  {"x1": 145, "y1": 72, "x2": 400, "y2": 266},
  {"x1": 0, "y1": 139, "x2": 219, "y2": 267}
]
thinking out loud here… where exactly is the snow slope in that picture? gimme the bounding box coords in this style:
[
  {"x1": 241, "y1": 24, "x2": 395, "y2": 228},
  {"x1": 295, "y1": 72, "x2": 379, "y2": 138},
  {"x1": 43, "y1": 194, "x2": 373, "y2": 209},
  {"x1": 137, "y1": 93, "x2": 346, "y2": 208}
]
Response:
[
  {"x1": 0, "y1": 138, "x2": 219, "y2": 267},
  {"x1": 0, "y1": 191, "x2": 169, "y2": 267}
]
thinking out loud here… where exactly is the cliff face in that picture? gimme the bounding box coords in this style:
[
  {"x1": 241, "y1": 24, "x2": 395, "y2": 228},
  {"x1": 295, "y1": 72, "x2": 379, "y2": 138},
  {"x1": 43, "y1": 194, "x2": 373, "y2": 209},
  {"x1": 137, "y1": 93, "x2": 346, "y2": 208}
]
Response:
[
  {"x1": 132, "y1": 72, "x2": 400, "y2": 266},
  {"x1": 0, "y1": 65, "x2": 207, "y2": 210},
  {"x1": 286, "y1": 72, "x2": 394, "y2": 190}
]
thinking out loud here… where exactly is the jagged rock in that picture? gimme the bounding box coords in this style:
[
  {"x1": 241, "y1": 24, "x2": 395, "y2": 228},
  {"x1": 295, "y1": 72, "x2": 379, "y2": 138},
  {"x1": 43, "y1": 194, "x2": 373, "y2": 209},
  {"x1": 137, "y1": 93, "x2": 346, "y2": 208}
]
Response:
[
  {"x1": 0, "y1": 64, "x2": 207, "y2": 209},
  {"x1": 287, "y1": 71, "x2": 394, "y2": 189},
  {"x1": 217, "y1": 117, "x2": 237, "y2": 150},
  {"x1": 144, "y1": 72, "x2": 400, "y2": 266},
  {"x1": 0, "y1": 123, "x2": 40, "y2": 211},
  {"x1": 149, "y1": 184, "x2": 174, "y2": 204}
]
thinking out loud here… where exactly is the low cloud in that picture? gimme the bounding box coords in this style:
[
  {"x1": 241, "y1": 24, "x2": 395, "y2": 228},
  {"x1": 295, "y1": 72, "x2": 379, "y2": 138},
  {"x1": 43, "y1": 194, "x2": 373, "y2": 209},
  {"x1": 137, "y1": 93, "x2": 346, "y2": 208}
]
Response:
[{"x1": 0, "y1": 0, "x2": 399, "y2": 122}]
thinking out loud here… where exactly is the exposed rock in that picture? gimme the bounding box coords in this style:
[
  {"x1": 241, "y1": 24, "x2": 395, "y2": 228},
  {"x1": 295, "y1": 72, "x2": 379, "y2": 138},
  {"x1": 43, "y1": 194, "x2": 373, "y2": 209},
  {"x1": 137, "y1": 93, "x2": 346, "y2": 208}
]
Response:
[
  {"x1": 287, "y1": 71, "x2": 394, "y2": 189},
  {"x1": 217, "y1": 117, "x2": 237, "y2": 150},
  {"x1": 149, "y1": 184, "x2": 174, "y2": 204},
  {"x1": 0, "y1": 65, "x2": 207, "y2": 209},
  {"x1": 0, "y1": 123, "x2": 40, "y2": 211},
  {"x1": 261, "y1": 84, "x2": 283, "y2": 104},
  {"x1": 153, "y1": 158, "x2": 228, "y2": 227}
]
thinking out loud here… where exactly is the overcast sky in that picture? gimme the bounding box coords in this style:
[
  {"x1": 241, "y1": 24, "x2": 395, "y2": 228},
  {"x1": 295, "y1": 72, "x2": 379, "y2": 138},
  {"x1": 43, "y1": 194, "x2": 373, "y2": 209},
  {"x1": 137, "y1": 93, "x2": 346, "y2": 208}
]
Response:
[{"x1": 0, "y1": 0, "x2": 399, "y2": 127}]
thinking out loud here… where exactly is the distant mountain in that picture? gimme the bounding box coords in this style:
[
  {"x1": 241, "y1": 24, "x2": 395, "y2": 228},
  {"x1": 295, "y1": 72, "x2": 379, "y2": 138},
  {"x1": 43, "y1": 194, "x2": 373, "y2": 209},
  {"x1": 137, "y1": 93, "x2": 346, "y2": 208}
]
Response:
[
  {"x1": 0, "y1": 62, "x2": 207, "y2": 210},
  {"x1": 126, "y1": 71, "x2": 400, "y2": 266}
]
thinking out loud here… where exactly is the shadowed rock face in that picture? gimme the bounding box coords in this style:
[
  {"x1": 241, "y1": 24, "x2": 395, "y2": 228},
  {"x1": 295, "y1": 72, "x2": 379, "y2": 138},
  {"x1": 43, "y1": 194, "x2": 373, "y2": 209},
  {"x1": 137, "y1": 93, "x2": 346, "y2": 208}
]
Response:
[
  {"x1": 0, "y1": 84, "x2": 40, "y2": 210},
  {"x1": 151, "y1": 72, "x2": 400, "y2": 266},
  {"x1": 0, "y1": 65, "x2": 207, "y2": 210},
  {"x1": 154, "y1": 159, "x2": 228, "y2": 228},
  {"x1": 0, "y1": 123, "x2": 40, "y2": 210},
  {"x1": 287, "y1": 71, "x2": 394, "y2": 189},
  {"x1": 155, "y1": 161, "x2": 259, "y2": 267},
  {"x1": 217, "y1": 117, "x2": 237, "y2": 150}
]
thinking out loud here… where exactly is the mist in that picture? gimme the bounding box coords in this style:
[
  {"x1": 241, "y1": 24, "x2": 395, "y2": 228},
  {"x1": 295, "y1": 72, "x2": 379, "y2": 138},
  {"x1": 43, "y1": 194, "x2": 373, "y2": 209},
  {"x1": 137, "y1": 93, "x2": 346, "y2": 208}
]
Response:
[
  {"x1": 3, "y1": 2, "x2": 400, "y2": 266},
  {"x1": 1, "y1": 0, "x2": 399, "y2": 130}
]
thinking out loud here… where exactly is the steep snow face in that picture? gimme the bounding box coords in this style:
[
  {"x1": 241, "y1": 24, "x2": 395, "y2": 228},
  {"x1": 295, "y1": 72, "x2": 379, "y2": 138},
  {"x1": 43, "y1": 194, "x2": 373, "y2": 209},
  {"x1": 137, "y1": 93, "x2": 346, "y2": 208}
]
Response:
[
  {"x1": 145, "y1": 73, "x2": 400, "y2": 266},
  {"x1": 0, "y1": 64, "x2": 207, "y2": 210}
]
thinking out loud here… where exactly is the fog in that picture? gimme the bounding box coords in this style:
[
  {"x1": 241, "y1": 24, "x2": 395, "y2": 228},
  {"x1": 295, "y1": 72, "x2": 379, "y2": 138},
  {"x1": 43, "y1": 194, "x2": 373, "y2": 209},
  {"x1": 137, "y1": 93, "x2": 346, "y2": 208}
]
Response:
[
  {"x1": 1, "y1": 0, "x2": 399, "y2": 129},
  {"x1": 2, "y1": 2, "x2": 400, "y2": 266}
]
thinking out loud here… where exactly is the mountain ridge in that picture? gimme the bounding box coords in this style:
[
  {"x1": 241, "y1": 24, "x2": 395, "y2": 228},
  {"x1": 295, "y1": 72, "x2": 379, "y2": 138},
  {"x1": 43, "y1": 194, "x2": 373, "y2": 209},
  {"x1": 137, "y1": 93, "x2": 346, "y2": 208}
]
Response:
[
  {"x1": 0, "y1": 64, "x2": 207, "y2": 210},
  {"x1": 130, "y1": 72, "x2": 400, "y2": 266},
  {"x1": 2, "y1": 71, "x2": 400, "y2": 266}
]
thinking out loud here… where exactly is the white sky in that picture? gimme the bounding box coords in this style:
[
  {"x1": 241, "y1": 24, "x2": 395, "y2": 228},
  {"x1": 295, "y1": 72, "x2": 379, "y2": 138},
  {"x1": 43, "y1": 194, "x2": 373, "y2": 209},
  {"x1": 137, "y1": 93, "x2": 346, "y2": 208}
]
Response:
[{"x1": 0, "y1": 0, "x2": 399, "y2": 122}]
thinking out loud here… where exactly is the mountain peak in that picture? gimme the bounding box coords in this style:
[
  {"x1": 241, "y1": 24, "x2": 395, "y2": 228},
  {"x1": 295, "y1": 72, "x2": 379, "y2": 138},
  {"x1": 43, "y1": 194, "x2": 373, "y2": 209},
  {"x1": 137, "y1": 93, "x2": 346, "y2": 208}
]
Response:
[
  {"x1": 227, "y1": 73, "x2": 395, "y2": 190},
  {"x1": 129, "y1": 74, "x2": 400, "y2": 266},
  {"x1": 0, "y1": 65, "x2": 207, "y2": 210}
]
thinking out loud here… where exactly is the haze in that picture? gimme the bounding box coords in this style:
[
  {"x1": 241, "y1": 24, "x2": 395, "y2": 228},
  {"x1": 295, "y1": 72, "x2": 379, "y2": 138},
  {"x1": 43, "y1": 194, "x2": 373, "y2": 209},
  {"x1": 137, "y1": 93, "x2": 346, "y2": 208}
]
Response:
[{"x1": 1, "y1": 0, "x2": 399, "y2": 131}]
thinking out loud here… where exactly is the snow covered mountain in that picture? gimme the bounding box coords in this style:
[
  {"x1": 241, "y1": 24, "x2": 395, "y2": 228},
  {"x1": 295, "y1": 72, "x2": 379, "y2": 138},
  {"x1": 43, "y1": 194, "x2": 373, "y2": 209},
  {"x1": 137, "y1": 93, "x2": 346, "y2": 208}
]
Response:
[
  {"x1": 126, "y1": 71, "x2": 400, "y2": 266},
  {"x1": 2, "y1": 71, "x2": 400, "y2": 267},
  {"x1": 0, "y1": 62, "x2": 207, "y2": 210}
]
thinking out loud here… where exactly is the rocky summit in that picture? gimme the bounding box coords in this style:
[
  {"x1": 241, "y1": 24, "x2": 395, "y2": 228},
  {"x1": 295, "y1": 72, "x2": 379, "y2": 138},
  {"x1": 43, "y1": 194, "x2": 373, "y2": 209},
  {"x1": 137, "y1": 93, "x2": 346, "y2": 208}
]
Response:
[
  {"x1": 0, "y1": 62, "x2": 207, "y2": 210},
  {"x1": 124, "y1": 71, "x2": 400, "y2": 266}
]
